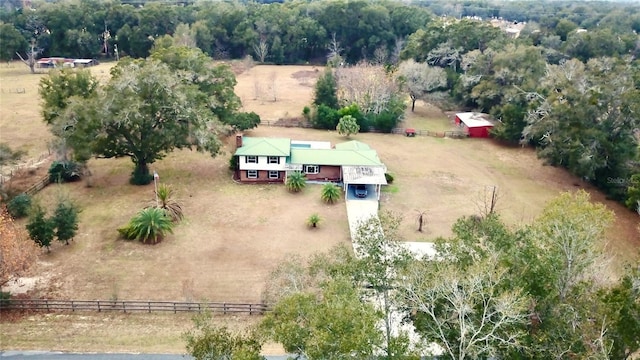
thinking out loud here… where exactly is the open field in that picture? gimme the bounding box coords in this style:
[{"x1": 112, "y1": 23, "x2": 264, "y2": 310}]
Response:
[
  {"x1": 1, "y1": 64, "x2": 639, "y2": 354},
  {"x1": 0, "y1": 62, "x2": 115, "y2": 157}
]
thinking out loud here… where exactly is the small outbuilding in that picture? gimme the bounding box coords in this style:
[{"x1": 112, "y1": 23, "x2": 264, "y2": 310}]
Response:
[{"x1": 455, "y1": 112, "x2": 495, "y2": 138}]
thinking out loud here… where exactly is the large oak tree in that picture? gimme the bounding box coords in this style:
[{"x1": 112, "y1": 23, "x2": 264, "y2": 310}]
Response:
[{"x1": 42, "y1": 47, "x2": 240, "y2": 185}]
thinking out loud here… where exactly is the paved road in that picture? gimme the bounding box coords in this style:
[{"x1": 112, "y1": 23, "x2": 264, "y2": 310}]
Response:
[{"x1": 0, "y1": 352, "x2": 290, "y2": 360}]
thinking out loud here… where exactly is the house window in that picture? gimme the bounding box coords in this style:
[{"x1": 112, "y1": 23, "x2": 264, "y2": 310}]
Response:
[
  {"x1": 304, "y1": 165, "x2": 319, "y2": 174},
  {"x1": 268, "y1": 171, "x2": 279, "y2": 179},
  {"x1": 245, "y1": 156, "x2": 257, "y2": 164},
  {"x1": 247, "y1": 170, "x2": 258, "y2": 179},
  {"x1": 268, "y1": 156, "x2": 280, "y2": 164}
]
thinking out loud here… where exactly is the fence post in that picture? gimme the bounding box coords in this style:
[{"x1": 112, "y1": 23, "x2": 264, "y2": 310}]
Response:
[
  {"x1": 45, "y1": 299, "x2": 49, "y2": 312},
  {"x1": 148, "y1": 301, "x2": 151, "y2": 313},
  {"x1": 173, "y1": 302, "x2": 177, "y2": 314},
  {"x1": 122, "y1": 301, "x2": 126, "y2": 313},
  {"x1": 223, "y1": 303, "x2": 227, "y2": 315},
  {"x1": 97, "y1": 301, "x2": 101, "y2": 312}
]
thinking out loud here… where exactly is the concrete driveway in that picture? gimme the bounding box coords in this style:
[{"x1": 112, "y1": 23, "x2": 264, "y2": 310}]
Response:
[{"x1": 345, "y1": 198, "x2": 379, "y2": 239}]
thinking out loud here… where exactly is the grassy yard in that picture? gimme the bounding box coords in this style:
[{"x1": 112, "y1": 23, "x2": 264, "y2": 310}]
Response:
[{"x1": 1, "y1": 63, "x2": 638, "y2": 354}]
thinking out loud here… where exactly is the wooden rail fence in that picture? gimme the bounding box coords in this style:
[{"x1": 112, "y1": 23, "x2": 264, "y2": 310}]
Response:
[
  {"x1": 391, "y1": 127, "x2": 467, "y2": 138},
  {"x1": 23, "y1": 175, "x2": 51, "y2": 196},
  {"x1": 0, "y1": 299, "x2": 268, "y2": 315},
  {"x1": 259, "y1": 120, "x2": 466, "y2": 138}
]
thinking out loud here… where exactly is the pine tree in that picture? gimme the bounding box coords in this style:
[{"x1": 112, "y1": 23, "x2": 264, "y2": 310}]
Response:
[
  {"x1": 313, "y1": 69, "x2": 338, "y2": 109},
  {"x1": 52, "y1": 200, "x2": 80, "y2": 245}
]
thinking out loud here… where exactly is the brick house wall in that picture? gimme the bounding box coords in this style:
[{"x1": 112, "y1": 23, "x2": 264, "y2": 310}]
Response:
[
  {"x1": 304, "y1": 165, "x2": 341, "y2": 181},
  {"x1": 239, "y1": 170, "x2": 285, "y2": 183}
]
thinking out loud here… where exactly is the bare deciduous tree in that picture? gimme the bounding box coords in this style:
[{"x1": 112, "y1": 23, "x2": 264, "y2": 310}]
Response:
[
  {"x1": 473, "y1": 185, "x2": 500, "y2": 219},
  {"x1": 262, "y1": 255, "x2": 316, "y2": 305},
  {"x1": 16, "y1": 39, "x2": 40, "y2": 74},
  {"x1": 531, "y1": 190, "x2": 613, "y2": 301},
  {"x1": 173, "y1": 23, "x2": 197, "y2": 48},
  {"x1": 253, "y1": 38, "x2": 269, "y2": 63},
  {"x1": 268, "y1": 71, "x2": 277, "y2": 102},
  {"x1": 402, "y1": 257, "x2": 530, "y2": 360},
  {"x1": 327, "y1": 32, "x2": 343, "y2": 66},
  {"x1": 389, "y1": 37, "x2": 405, "y2": 65},
  {"x1": 372, "y1": 45, "x2": 388, "y2": 65},
  {"x1": 335, "y1": 62, "x2": 401, "y2": 114},
  {"x1": 398, "y1": 59, "x2": 447, "y2": 112}
]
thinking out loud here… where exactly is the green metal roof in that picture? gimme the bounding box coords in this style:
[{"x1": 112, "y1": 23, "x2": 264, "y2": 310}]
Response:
[
  {"x1": 334, "y1": 140, "x2": 371, "y2": 151},
  {"x1": 290, "y1": 148, "x2": 383, "y2": 166},
  {"x1": 234, "y1": 137, "x2": 291, "y2": 157}
]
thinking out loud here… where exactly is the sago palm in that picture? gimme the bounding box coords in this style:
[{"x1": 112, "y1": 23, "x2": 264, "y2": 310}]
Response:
[
  {"x1": 286, "y1": 171, "x2": 307, "y2": 193},
  {"x1": 155, "y1": 184, "x2": 183, "y2": 222},
  {"x1": 321, "y1": 183, "x2": 341, "y2": 204},
  {"x1": 307, "y1": 213, "x2": 321, "y2": 228},
  {"x1": 120, "y1": 208, "x2": 173, "y2": 244}
]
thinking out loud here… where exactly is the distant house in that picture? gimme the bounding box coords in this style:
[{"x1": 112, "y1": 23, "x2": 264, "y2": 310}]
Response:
[
  {"x1": 455, "y1": 112, "x2": 495, "y2": 138},
  {"x1": 36, "y1": 57, "x2": 97, "y2": 68},
  {"x1": 233, "y1": 135, "x2": 387, "y2": 199}
]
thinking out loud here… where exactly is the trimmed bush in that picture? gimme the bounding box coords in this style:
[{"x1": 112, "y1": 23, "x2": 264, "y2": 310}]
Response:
[
  {"x1": 7, "y1": 193, "x2": 31, "y2": 218},
  {"x1": 229, "y1": 155, "x2": 239, "y2": 172},
  {"x1": 48, "y1": 161, "x2": 81, "y2": 183},
  {"x1": 385, "y1": 173, "x2": 394, "y2": 184}
]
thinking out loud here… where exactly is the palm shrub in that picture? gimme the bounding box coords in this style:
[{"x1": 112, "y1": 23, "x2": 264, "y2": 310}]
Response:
[
  {"x1": 321, "y1": 183, "x2": 341, "y2": 204},
  {"x1": 118, "y1": 208, "x2": 173, "y2": 244},
  {"x1": 307, "y1": 213, "x2": 321, "y2": 228},
  {"x1": 155, "y1": 184, "x2": 183, "y2": 222},
  {"x1": 286, "y1": 171, "x2": 306, "y2": 193}
]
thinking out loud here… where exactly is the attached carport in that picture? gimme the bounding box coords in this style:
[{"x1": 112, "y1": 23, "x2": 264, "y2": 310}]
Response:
[{"x1": 342, "y1": 165, "x2": 387, "y2": 201}]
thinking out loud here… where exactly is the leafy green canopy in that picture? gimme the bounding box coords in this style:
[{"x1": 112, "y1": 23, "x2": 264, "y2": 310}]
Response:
[
  {"x1": 40, "y1": 46, "x2": 241, "y2": 185},
  {"x1": 336, "y1": 115, "x2": 360, "y2": 138}
]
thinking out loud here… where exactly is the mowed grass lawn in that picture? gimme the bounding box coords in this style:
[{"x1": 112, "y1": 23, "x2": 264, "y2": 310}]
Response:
[{"x1": 1, "y1": 63, "x2": 638, "y2": 354}]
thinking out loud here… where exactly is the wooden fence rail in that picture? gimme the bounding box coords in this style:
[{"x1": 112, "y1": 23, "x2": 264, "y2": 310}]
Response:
[
  {"x1": 391, "y1": 127, "x2": 468, "y2": 139},
  {"x1": 258, "y1": 120, "x2": 466, "y2": 139},
  {"x1": 23, "y1": 175, "x2": 51, "y2": 196},
  {"x1": 0, "y1": 299, "x2": 269, "y2": 315}
]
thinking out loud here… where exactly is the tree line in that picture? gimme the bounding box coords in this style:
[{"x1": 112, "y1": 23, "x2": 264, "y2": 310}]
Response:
[{"x1": 2, "y1": 0, "x2": 637, "y2": 63}]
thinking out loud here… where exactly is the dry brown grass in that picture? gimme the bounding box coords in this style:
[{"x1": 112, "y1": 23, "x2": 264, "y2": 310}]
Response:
[
  {"x1": 0, "y1": 62, "x2": 114, "y2": 156},
  {"x1": 1, "y1": 63, "x2": 638, "y2": 354}
]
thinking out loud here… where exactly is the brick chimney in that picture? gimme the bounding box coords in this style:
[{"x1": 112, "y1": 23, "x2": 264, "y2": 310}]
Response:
[{"x1": 236, "y1": 134, "x2": 243, "y2": 148}]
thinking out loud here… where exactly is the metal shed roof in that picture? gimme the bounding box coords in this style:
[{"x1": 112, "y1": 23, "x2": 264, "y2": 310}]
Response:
[
  {"x1": 342, "y1": 165, "x2": 387, "y2": 185},
  {"x1": 456, "y1": 112, "x2": 494, "y2": 128}
]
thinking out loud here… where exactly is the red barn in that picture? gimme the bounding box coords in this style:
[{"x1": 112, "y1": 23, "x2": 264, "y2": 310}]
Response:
[{"x1": 455, "y1": 112, "x2": 494, "y2": 138}]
